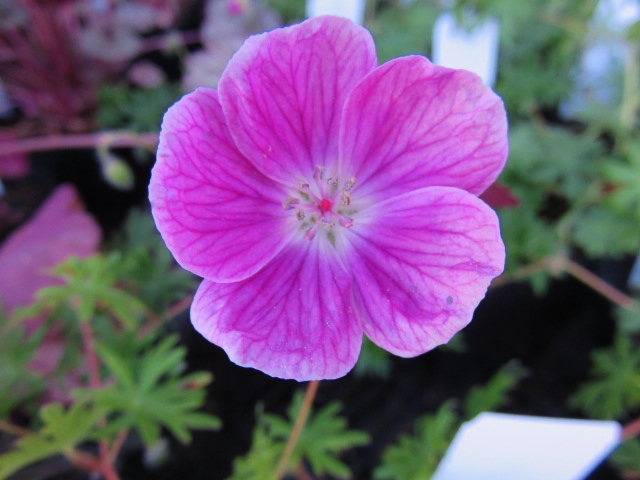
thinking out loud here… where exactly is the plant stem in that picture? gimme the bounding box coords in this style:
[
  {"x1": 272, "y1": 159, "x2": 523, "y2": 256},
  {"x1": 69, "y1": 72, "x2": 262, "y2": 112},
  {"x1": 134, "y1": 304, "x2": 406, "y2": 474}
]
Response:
[
  {"x1": 273, "y1": 380, "x2": 320, "y2": 480},
  {"x1": 497, "y1": 255, "x2": 637, "y2": 310},
  {"x1": 80, "y1": 321, "x2": 102, "y2": 389},
  {"x1": 1, "y1": 131, "x2": 159, "y2": 156},
  {"x1": 79, "y1": 321, "x2": 123, "y2": 480},
  {"x1": 0, "y1": 419, "x2": 32, "y2": 437},
  {"x1": 558, "y1": 257, "x2": 637, "y2": 309}
]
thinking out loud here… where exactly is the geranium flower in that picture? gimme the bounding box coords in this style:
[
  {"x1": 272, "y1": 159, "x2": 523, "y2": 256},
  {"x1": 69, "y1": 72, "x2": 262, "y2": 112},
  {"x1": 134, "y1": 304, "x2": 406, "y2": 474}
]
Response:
[{"x1": 149, "y1": 15, "x2": 508, "y2": 381}]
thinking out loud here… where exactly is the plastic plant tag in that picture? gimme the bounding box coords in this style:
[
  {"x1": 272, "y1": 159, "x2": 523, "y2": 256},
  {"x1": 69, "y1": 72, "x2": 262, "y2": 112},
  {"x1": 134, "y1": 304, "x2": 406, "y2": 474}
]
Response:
[
  {"x1": 306, "y1": 0, "x2": 366, "y2": 24},
  {"x1": 432, "y1": 12, "x2": 500, "y2": 87},
  {"x1": 432, "y1": 413, "x2": 622, "y2": 480}
]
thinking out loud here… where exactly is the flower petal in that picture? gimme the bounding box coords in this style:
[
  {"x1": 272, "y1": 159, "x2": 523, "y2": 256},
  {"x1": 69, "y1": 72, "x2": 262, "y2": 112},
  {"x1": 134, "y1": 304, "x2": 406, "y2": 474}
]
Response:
[
  {"x1": 150, "y1": 88, "x2": 293, "y2": 283},
  {"x1": 218, "y1": 15, "x2": 377, "y2": 186},
  {"x1": 191, "y1": 242, "x2": 362, "y2": 381},
  {"x1": 340, "y1": 56, "x2": 508, "y2": 200},
  {"x1": 347, "y1": 187, "x2": 505, "y2": 356}
]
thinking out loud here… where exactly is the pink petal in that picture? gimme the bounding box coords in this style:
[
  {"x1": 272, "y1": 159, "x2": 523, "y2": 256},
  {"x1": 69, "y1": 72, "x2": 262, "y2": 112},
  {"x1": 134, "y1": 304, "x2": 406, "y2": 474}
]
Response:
[
  {"x1": 218, "y1": 15, "x2": 377, "y2": 186},
  {"x1": 0, "y1": 184, "x2": 101, "y2": 316},
  {"x1": 150, "y1": 88, "x2": 294, "y2": 283},
  {"x1": 340, "y1": 56, "x2": 508, "y2": 200},
  {"x1": 347, "y1": 187, "x2": 504, "y2": 357},
  {"x1": 191, "y1": 242, "x2": 362, "y2": 381}
]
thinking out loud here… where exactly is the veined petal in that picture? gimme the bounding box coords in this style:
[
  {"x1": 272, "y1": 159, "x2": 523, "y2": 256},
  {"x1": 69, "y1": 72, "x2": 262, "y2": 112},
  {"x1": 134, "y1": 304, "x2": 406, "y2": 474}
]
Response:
[
  {"x1": 218, "y1": 15, "x2": 377, "y2": 186},
  {"x1": 347, "y1": 187, "x2": 504, "y2": 357},
  {"x1": 340, "y1": 56, "x2": 508, "y2": 200},
  {"x1": 191, "y1": 242, "x2": 362, "y2": 381},
  {"x1": 150, "y1": 88, "x2": 293, "y2": 283}
]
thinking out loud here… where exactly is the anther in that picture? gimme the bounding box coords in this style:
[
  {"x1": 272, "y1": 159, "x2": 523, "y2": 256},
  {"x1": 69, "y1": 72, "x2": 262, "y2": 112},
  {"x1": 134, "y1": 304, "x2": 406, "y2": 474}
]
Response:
[
  {"x1": 300, "y1": 181, "x2": 310, "y2": 189},
  {"x1": 326, "y1": 177, "x2": 338, "y2": 187},
  {"x1": 296, "y1": 209, "x2": 305, "y2": 221},
  {"x1": 338, "y1": 216, "x2": 354, "y2": 228},
  {"x1": 340, "y1": 192, "x2": 351, "y2": 206},
  {"x1": 304, "y1": 225, "x2": 318, "y2": 240},
  {"x1": 320, "y1": 217, "x2": 335, "y2": 228},
  {"x1": 282, "y1": 197, "x2": 300, "y2": 210},
  {"x1": 343, "y1": 178, "x2": 356, "y2": 191},
  {"x1": 313, "y1": 165, "x2": 324, "y2": 182}
]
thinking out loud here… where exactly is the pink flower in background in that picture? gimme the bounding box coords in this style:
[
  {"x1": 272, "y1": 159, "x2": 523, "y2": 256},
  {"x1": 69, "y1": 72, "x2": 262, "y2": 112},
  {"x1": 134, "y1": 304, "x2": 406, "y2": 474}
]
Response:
[
  {"x1": 0, "y1": 184, "x2": 101, "y2": 397},
  {"x1": 149, "y1": 16, "x2": 508, "y2": 381}
]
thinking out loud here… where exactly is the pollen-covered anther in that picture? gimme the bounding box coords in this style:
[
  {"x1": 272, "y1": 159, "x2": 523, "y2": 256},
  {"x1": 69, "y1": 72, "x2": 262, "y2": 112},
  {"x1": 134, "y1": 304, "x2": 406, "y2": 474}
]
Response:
[
  {"x1": 340, "y1": 192, "x2": 351, "y2": 206},
  {"x1": 327, "y1": 177, "x2": 338, "y2": 187},
  {"x1": 313, "y1": 165, "x2": 324, "y2": 181},
  {"x1": 282, "y1": 196, "x2": 300, "y2": 210},
  {"x1": 338, "y1": 216, "x2": 354, "y2": 228},
  {"x1": 296, "y1": 209, "x2": 305, "y2": 221},
  {"x1": 343, "y1": 178, "x2": 356, "y2": 191}
]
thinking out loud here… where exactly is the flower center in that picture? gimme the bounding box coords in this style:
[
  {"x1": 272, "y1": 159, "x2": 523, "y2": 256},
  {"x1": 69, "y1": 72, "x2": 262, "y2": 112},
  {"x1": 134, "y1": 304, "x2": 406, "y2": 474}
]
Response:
[
  {"x1": 319, "y1": 198, "x2": 332, "y2": 214},
  {"x1": 282, "y1": 165, "x2": 356, "y2": 241}
]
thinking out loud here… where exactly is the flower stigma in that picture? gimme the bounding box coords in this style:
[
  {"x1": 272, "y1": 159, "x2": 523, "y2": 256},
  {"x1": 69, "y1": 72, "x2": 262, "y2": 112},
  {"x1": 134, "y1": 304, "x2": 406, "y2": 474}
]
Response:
[{"x1": 282, "y1": 165, "x2": 356, "y2": 242}]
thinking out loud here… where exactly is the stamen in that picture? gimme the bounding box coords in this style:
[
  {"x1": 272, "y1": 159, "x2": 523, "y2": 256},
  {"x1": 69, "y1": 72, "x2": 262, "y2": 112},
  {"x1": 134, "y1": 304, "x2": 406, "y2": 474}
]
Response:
[
  {"x1": 296, "y1": 209, "x2": 305, "y2": 221},
  {"x1": 343, "y1": 178, "x2": 356, "y2": 191},
  {"x1": 326, "y1": 177, "x2": 338, "y2": 187},
  {"x1": 320, "y1": 217, "x2": 335, "y2": 228},
  {"x1": 304, "y1": 224, "x2": 319, "y2": 240},
  {"x1": 313, "y1": 165, "x2": 324, "y2": 182},
  {"x1": 338, "y1": 216, "x2": 354, "y2": 228},
  {"x1": 340, "y1": 192, "x2": 351, "y2": 206},
  {"x1": 282, "y1": 196, "x2": 300, "y2": 210}
]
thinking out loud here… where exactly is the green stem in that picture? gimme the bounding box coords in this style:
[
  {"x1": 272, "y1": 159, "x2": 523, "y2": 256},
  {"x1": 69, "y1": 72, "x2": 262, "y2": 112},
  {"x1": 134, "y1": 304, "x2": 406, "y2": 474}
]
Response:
[{"x1": 273, "y1": 381, "x2": 320, "y2": 480}]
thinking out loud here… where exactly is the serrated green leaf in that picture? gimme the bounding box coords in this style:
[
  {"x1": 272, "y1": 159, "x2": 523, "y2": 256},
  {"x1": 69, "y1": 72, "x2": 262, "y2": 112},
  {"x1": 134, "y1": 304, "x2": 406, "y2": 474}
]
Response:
[
  {"x1": 95, "y1": 341, "x2": 135, "y2": 389},
  {"x1": 0, "y1": 403, "x2": 103, "y2": 479},
  {"x1": 230, "y1": 390, "x2": 368, "y2": 479},
  {"x1": 570, "y1": 334, "x2": 640, "y2": 419},
  {"x1": 464, "y1": 361, "x2": 527, "y2": 420},
  {"x1": 75, "y1": 334, "x2": 219, "y2": 447},
  {"x1": 374, "y1": 402, "x2": 458, "y2": 480}
]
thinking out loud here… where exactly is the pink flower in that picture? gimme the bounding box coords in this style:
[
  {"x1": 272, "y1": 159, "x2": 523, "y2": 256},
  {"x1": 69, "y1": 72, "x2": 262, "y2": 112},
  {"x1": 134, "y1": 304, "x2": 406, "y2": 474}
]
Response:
[{"x1": 149, "y1": 16, "x2": 508, "y2": 381}]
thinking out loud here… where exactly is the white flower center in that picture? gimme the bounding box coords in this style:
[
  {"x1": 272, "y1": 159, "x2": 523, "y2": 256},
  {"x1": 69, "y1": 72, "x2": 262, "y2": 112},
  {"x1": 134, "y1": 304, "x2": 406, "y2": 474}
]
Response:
[{"x1": 282, "y1": 165, "x2": 356, "y2": 241}]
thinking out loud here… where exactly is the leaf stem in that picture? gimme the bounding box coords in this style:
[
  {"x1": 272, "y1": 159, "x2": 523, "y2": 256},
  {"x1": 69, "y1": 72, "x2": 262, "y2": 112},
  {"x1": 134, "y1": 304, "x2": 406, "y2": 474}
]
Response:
[
  {"x1": 273, "y1": 380, "x2": 320, "y2": 480},
  {"x1": 1, "y1": 131, "x2": 159, "y2": 156},
  {"x1": 79, "y1": 321, "x2": 123, "y2": 480},
  {"x1": 553, "y1": 257, "x2": 637, "y2": 309},
  {"x1": 0, "y1": 419, "x2": 32, "y2": 437},
  {"x1": 496, "y1": 255, "x2": 637, "y2": 310}
]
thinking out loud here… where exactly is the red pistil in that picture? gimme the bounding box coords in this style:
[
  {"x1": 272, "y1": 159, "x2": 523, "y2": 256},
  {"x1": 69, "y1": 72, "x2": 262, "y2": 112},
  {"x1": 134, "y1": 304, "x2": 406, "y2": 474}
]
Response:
[{"x1": 319, "y1": 198, "x2": 332, "y2": 214}]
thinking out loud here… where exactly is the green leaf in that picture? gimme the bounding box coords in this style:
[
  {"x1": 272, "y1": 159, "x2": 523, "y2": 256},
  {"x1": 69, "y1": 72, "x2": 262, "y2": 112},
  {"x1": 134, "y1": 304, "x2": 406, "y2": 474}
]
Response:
[
  {"x1": 354, "y1": 337, "x2": 392, "y2": 379},
  {"x1": 74, "y1": 333, "x2": 220, "y2": 447},
  {"x1": 610, "y1": 438, "x2": 640, "y2": 476},
  {"x1": 0, "y1": 403, "x2": 103, "y2": 479},
  {"x1": 374, "y1": 402, "x2": 458, "y2": 480},
  {"x1": 464, "y1": 361, "x2": 527, "y2": 420},
  {"x1": 0, "y1": 323, "x2": 46, "y2": 418},
  {"x1": 96, "y1": 84, "x2": 182, "y2": 132},
  {"x1": 570, "y1": 334, "x2": 640, "y2": 419},
  {"x1": 229, "y1": 391, "x2": 369, "y2": 479}
]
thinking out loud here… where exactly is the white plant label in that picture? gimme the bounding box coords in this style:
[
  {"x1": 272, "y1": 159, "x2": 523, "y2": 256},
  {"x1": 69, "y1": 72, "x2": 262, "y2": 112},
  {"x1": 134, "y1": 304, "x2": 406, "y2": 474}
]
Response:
[
  {"x1": 432, "y1": 12, "x2": 500, "y2": 87},
  {"x1": 432, "y1": 413, "x2": 621, "y2": 480},
  {"x1": 306, "y1": 0, "x2": 366, "y2": 25}
]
